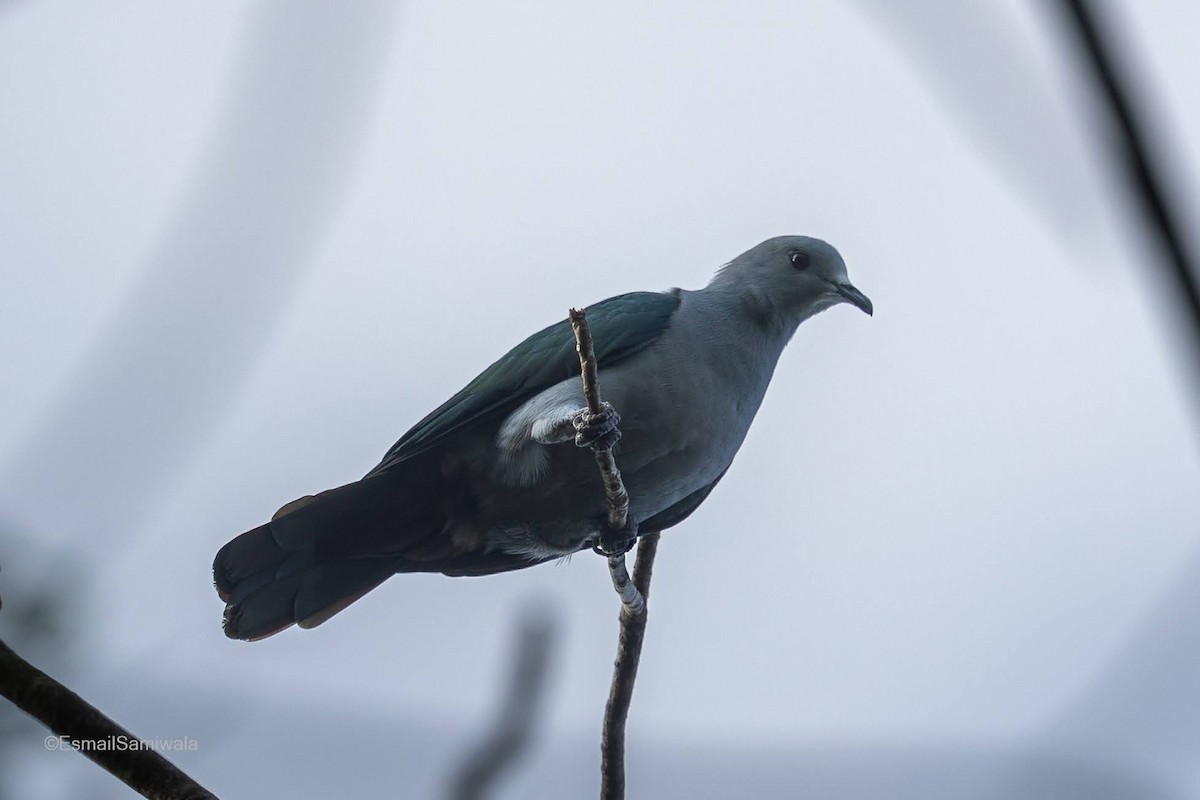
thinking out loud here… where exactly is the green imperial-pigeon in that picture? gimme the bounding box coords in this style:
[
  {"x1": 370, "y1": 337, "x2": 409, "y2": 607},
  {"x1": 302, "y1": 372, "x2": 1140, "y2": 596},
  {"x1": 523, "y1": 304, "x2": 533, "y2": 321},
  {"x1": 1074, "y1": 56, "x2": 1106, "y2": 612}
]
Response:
[{"x1": 214, "y1": 235, "x2": 872, "y2": 640}]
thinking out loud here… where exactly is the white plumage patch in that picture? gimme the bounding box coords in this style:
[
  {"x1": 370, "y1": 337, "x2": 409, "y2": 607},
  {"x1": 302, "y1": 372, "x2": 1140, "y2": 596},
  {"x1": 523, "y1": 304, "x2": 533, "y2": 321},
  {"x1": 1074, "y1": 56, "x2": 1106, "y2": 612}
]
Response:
[{"x1": 492, "y1": 381, "x2": 584, "y2": 487}]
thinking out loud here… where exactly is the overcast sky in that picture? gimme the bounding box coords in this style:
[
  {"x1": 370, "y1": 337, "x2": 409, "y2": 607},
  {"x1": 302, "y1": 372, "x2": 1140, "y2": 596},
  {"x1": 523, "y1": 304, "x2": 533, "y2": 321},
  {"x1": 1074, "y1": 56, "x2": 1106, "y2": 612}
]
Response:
[{"x1": 2, "y1": 1, "x2": 1199, "y2": 797}]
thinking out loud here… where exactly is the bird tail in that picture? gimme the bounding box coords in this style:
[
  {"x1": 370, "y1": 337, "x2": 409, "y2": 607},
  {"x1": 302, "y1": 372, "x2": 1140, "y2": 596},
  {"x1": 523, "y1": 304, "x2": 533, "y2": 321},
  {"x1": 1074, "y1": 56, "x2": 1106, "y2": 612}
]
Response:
[
  {"x1": 213, "y1": 520, "x2": 398, "y2": 641},
  {"x1": 214, "y1": 470, "x2": 549, "y2": 640}
]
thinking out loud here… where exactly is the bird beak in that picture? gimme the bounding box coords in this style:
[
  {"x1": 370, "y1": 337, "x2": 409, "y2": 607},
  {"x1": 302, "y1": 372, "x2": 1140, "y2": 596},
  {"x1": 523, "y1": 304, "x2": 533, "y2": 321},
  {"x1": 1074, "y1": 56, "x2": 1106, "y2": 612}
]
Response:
[{"x1": 834, "y1": 282, "x2": 873, "y2": 316}]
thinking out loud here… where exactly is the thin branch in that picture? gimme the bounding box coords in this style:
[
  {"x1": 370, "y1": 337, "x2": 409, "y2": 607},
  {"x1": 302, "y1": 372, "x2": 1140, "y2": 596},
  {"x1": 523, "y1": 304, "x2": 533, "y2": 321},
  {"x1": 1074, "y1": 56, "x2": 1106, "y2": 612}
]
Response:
[
  {"x1": 567, "y1": 307, "x2": 662, "y2": 800},
  {"x1": 447, "y1": 607, "x2": 557, "y2": 800},
  {"x1": 605, "y1": 552, "x2": 645, "y2": 618},
  {"x1": 0, "y1": 637, "x2": 217, "y2": 800},
  {"x1": 599, "y1": 532, "x2": 659, "y2": 800},
  {"x1": 569, "y1": 309, "x2": 631, "y2": 532}
]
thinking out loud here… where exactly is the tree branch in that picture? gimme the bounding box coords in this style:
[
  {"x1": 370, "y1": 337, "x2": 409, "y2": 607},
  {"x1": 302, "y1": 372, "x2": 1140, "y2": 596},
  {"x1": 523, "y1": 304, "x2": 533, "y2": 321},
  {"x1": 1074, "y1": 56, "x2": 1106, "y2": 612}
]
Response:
[
  {"x1": 604, "y1": 547, "x2": 646, "y2": 619},
  {"x1": 568, "y1": 307, "x2": 661, "y2": 800},
  {"x1": 568, "y1": 309, "x2": 631, "y2": 533},
  {"x1": 0, "y1": 636, "x2": 217, "y2": 799},
  {"x1": 598, "y1": 532, "x2": 659, "y2": 800}
]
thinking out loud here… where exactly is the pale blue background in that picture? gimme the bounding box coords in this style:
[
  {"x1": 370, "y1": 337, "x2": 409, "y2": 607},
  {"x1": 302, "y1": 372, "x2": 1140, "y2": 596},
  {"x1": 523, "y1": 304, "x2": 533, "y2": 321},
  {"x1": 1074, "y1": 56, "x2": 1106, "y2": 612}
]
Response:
[{"x1": 1, "y1": 1, "x2": 1198, "y2": 797}]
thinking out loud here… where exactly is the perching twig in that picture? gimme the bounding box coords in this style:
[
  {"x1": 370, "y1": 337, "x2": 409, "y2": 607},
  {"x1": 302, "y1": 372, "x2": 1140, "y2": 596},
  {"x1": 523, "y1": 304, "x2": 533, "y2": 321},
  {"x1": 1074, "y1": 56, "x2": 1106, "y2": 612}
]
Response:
[
  {"x1": 569, "y1": 308, "x2": 641, "y2": 618},
  {"x1": 605, "y1": 549, "x2": 645, "y2": 618},
  {"x1": 598, "y1": 532, "x2": 659, "y2": 800},
  {"x1": 568, "y1": 307, "x2": 661, "y2": 800},
  {"x1": 568, "y1": 309, "x2": 631, "y2": 532},
  {"x1": 0, "y1": 637, "x2": 217, "y2": 800},
  {"x1": 447, "y1": 607, "x2": 557, "y2": 800}
]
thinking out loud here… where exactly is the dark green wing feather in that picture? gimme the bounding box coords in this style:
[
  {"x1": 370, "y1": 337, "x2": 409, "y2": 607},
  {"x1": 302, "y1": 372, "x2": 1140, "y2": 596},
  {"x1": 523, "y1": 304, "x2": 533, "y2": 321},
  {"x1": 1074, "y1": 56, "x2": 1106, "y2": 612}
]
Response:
[{"x1": 367, "y1": 290, "x2": 681, "y2": 476}]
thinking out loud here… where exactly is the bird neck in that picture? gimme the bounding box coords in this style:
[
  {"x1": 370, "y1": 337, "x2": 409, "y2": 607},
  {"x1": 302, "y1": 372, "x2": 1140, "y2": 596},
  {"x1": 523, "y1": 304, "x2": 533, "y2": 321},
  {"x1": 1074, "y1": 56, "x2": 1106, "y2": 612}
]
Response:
[
  {"x1": 686, "y1": 283, "x2": 798, "y2": 382},
  {"x1": 700, "y1": 275, "x2": 804, "y2": 346}
]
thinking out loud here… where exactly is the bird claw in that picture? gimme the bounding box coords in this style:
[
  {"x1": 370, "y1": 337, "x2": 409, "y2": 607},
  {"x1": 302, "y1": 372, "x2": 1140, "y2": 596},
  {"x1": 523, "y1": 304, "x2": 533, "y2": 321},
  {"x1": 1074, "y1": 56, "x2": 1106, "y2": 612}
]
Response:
[
  {"x1": 573, "y1": 402, "x2": 622, "y2": 451},
  {"x1": 592, "y1": 524, "x2": 638, "y2": 557}
]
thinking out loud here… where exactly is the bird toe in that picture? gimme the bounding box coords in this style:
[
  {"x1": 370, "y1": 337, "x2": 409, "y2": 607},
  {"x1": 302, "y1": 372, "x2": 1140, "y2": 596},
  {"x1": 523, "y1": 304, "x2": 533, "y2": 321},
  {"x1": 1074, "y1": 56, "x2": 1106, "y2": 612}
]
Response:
[{"x1": 573, "y1": 403, "x2": 622, "y2": 450}]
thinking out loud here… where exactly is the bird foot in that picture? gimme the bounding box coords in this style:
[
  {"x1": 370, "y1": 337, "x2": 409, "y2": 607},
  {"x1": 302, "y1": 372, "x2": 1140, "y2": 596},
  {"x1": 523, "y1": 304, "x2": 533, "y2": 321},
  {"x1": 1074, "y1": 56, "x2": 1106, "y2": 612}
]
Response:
[
  {"x1": 592, "y1": 536, "x2": 636, "y2": 557},
  {"x1": 573, "y1": 402, "x2": 621, "y2": 451},
  {"x1": 592, "y1": 521, "x2": 638, "y2": 557}
]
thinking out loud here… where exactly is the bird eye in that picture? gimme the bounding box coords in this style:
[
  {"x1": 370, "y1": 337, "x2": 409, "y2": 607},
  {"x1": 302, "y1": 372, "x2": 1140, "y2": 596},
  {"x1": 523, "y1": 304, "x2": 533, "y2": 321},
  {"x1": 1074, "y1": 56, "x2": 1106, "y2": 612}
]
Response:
[{"x1": 790, "y1": 251, "x2": 810, "y2": 271}]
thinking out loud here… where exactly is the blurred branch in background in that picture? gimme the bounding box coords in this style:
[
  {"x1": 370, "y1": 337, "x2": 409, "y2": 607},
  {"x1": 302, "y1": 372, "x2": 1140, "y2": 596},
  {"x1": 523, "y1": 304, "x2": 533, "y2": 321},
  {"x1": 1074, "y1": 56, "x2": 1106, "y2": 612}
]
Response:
[
  {"x1": 447, "y1": 606, "x2": 557, "y2": 800},
  {"x1": 854, "y1": 0, "x2": 1101, "y2": 236},
  {"x1": 1052, "y1": 0, "x2": 1200, "y2": 417},
  {"x1": 0, "y1": 584, "x2": 217, "y2": 800},
  {"x1": 0, "y1": 0, "x2": 398, "y2": 548}
]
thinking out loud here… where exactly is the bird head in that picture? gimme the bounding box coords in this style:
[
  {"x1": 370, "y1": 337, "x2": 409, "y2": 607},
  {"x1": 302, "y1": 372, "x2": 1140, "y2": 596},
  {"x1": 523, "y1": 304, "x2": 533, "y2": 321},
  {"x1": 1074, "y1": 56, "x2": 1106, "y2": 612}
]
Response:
[{"x1": 710, "y1": 235, "x2": 872, "y2": 328}]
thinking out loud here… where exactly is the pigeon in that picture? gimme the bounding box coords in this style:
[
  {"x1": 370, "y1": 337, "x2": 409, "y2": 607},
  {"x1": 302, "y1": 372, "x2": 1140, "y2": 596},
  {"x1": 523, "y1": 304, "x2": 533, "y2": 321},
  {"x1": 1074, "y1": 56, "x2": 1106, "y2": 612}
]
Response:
[{"x1": 214, "y1": 235, "x2": 871, "y2": 639}]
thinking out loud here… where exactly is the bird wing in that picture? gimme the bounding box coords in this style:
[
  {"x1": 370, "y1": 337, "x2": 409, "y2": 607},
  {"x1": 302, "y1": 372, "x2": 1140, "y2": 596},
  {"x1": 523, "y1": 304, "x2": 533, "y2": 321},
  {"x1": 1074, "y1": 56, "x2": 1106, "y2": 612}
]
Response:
[{"x1": 367, "y1": 290, "x2": 682, "y2": 476}]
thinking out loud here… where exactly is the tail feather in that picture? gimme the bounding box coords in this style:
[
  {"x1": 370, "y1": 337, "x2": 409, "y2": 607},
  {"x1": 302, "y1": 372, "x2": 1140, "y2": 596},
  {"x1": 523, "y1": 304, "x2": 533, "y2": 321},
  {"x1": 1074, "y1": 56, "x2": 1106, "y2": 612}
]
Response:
[
  {"x1": 270, "y1": 470, "x2": 443, "y2": 555},
  {"x1": 223, "y1": 571, "x2": 308, "y2": 642},
  {"x1": 214, "y1": 470, "x2": 554, "y2": 640},
  {"x1": 214, "y1": 523, "x2": 284, "y2": 602},
  {"x1": 294, "y1": 562, "x2": 395, "y2": 629},
  {"x1": 215, "y1": 522, "x2": 401, "y2": 640}
]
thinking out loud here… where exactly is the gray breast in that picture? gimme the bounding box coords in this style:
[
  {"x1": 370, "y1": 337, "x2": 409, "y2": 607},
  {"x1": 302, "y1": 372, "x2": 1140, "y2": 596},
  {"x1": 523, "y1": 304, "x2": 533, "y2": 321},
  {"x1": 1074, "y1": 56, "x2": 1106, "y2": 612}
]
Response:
[{"x1": 600, "y1": 292, "x2": 786, "y2": 522}]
